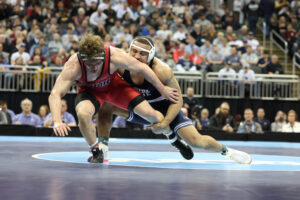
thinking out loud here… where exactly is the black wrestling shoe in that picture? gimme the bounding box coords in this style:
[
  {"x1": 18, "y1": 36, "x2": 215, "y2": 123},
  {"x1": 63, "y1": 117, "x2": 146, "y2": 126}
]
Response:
[
  {"x1": 171, "y1": 136, "x2": 194, "y2": 160},
  {"x1": 88, "y1": 147, "x2": 104, "y2": 163}
]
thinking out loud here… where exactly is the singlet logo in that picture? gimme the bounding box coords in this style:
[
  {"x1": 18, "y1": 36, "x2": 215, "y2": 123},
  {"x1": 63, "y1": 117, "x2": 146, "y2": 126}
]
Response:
[
  {"x1": 136, "y1": 88, "x2": 151, "y2": 96},
  {"x1": 87, "y1": 78, "x2": 111, "y2": 88}
]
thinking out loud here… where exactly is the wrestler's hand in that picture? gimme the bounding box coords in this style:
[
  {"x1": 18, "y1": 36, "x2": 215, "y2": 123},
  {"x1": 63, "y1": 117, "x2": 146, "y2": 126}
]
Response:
[
  {"x1": 161, "y1": 86, "x2": 179, "y2": 104},
  {"x1": 53, "y1": 122, "x2": 71, "y2": 136},
  {"x1": 151, "y1": 122, "x2": 170, "y2": 134}
]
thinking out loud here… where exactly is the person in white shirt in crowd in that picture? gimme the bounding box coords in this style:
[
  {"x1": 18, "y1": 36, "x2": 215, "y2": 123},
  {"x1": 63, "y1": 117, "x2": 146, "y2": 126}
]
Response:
[
  {"x1": 282, "y1": 110, "x2": 300, "y2": 133},
  {"x1": 271, "y1": 110, "x2": 287, "y2": 132},
  {"x1": 207, "y1": 45, "x2": 224, "y2": 66},
  {"x1": 247, "y1": 31, "x2": 259, "y2": 50},
  {"x1": 228, "y1": 33, "x2": 243, "y2": 48},
  {"x1": 213, "y1": 32, "x2": 225, "y2": 47},
  {"x1": 218, "y1": 38, "x2": 231, "y2": 57},
  {"x1": 170, "y1": 18, "x2": 186, "y2": 33},
  {"x1": 156, "y1": 23, "x2": 172, "y2": 40},
  {"x1": 218, "y1": 61, "x2": 237, "y2": 80},
  {"x1": 171, "y1": 24, "x2": 187, "y2": 42},
  {"x1": 113, "y1": 1, "x2": 135, "y2": 20},
  {"x1": 172, "y1": 0, "x2": 185, "y2": 16},
  {"x1": 237, "y1": 108, "x2": 264, "y2": 134},
  {"x1": 199, "y1": 40, "x2": 213, "y2": 58},
  {"x1": 10, "y1": 43, "x2": 30, "y2": 65},
  {"x1": 85, "y1": 0, "x2": 97, "y2": 7},
  {"x1": 89, "y1": 8, "x2": 108, "y2": 27},
  {"x1": 112, "y1": 25, "x2": 133, "y2": 46},
  {"x1": 241, "y1": 46, "x2": 258, "y2": 66},
  {"x1": 109, "y1": 20, "x2": 124, "y2": 38},
  {"x1": 13, "y1": 98, "x2": 42, "y2": 126},
  {"x1": 238, "y1": 63, "x2": 256, "y2": 96},
  {"x1": 184, "y1": 35, "x2": 200, "y2": 55}
]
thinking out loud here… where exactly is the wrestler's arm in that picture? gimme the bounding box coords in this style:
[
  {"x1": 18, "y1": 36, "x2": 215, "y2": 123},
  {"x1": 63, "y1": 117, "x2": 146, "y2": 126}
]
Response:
[
  {"x1": 154, "y1": 60, "x2": 183, "y2": 126},
  {"x1": 49, "y1": 54, "x2": 80, "y2": 136},
  {"x1": 110, "y1": 47, "x2": 179, "y2": 103}
]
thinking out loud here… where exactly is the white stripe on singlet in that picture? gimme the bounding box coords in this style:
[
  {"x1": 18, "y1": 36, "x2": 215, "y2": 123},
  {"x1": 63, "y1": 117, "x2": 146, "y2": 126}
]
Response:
[{"x1": 147, "y1": 96, "x2": 166, "y2": 103}]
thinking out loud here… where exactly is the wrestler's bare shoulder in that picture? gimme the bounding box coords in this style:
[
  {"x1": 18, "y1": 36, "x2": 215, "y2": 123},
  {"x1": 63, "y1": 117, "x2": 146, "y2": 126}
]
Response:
[
  {"x1": 61, "y1": 54, "x2": 82, "y2": 81},
  {"x1": 153, "y1": 57, "x2": 173, "y2": 78}
]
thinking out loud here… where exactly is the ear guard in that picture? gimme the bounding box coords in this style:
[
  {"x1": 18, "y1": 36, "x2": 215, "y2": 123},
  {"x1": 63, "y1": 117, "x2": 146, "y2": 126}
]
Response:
[{"x1": 129, "y1": 38, "x2": 155, "y2": 63}]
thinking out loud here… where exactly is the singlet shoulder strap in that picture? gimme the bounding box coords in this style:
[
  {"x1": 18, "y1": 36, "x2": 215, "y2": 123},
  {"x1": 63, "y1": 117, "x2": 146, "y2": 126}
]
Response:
[{"x1": 123, "y1": 70, "x2": 134, "y2": 85}]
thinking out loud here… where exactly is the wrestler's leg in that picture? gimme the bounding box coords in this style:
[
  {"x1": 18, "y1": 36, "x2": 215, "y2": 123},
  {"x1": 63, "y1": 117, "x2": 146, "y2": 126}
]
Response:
[
  {"x1": 75, "y1": 100, "x2": 97, "y2": 145},
  {"x1": 133, "y1": 100, "x2": 164, "y2": 124},
  {"x1": 177, "y1": 125, "x2": 223, "y2": 152}
]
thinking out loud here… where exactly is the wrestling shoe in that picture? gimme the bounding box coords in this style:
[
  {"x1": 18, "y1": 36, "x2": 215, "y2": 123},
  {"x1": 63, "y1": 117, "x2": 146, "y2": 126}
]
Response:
[
  {"x1": 88, "y1": 144, "x2": 104, "y2": 163},
  {"x1": 99, "y1": 143, "x2": 109, "y2": 162},
  {"x1": 170, "y1": 135, "x2": 194, "y2": 160},
  {"x1": 222, "y1": 147, "x2": 252, "y2": 164}
]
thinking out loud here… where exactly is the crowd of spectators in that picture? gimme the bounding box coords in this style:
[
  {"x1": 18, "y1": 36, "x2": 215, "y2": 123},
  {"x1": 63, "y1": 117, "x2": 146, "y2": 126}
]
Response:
[{"x1": 2, "y1": 93, "x2": 300, "y2": 133}]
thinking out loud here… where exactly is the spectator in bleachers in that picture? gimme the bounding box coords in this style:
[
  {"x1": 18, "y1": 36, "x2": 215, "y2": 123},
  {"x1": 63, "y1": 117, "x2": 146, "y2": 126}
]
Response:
[
  {"x1": 254, "y1": 108, "x2": 271, "y2": 132},
  {"x1": 38, "y1": 104, "x2": 50, "y2": 125},
  {"x1": 73, "y1": 7, "x2": 89, "y2": 27},
  {"x1": 29, "y1": 37, "x2": 49, "y2": 58},
  {"x1": 218, "y1": 38, "x2": 231, "y2": 57},
  {"x1": 271, "y1": 110, "x2": 287, "y2": 132},
  {"x1": 207, "y1": 45, "x2": 224, "y2": 67},
  {"x1": 0, "y1": 44, "x2": 9, "y2": 63},
  {"x1": 170, "y1": 17, "x2": 186, "y2": 33},
  {"x1": 225, "y1": 26, "x2": 234, "y2": 41},
  {"x1": 156, "y1": 23, "x2": 172, "y2": 41},
  {"x1": 176, "y1": 52, "x2": 195, "y2": 72},
  {"x1": 200, "y1": 108, "x2": 210, "y2": 130},
  {"x1": 245, "y1": 0, "x2": 260, "y2": 36},
  {"x1": 93, "y1": 21, "x2": 107, "y2": 39},
  {"x1": 51, "y1": 48, "x2": 67, "y2": 66},
  {"x1": 109, "y1": 20, "x2": 124, "y2": 38},
  {"x1": 103, "y1": 2, "x2": 117, "y2": 29},
  {"x1": 185, "y1": 35, "x2": 200, "y2": 55},
  {"x1": 28, "y1": 29, "x2": 42, "y2": 51},
  {"x1": 173, "y1": 43, "x2": 185, "y2": 63},
  {"x1": 291, "y1": 0, "x2": 300, "y2": 12},
  {"x1": 13, "y1": 98, "x2": 42, "y2": 126},
  {"x1": 190, "y1": 106, "x2": 202, "y2": 131},
  {"x1": 224, "y1": 47, "x2": 241, "y2": 67},
  {"x1": 257, "y1": 50, "x2": 271, "y2": 70},
  {"x1": 241, "y1": 46, "x2": 258, "y2": 66},
  {"x1": 61, "y1": 26, "x2": 79, "y2": 52},
  {"x1": 209, "y1": 102, "x2": 236, "y2": 133},
  {"x1": 189, "y1": 48, "x2": 204, "y2": 70},
  {"x1": 89, "y1": 8, "x2": 107, "y2": 27},
  {"x1": 0, "y1": 108, "x2": 9, "y2": 124},
  {"x1": 112, "y1": 25, "x2": 132, "y2": 46},
  {"x1": 10, "y1": 43, "x2": 30, "y2": 65},
  {"x1": 263, "y1": 55, "x2": 284, "y2": 74},
  {"x1": 228, "y1": 33, "x2": 243, "y2": 48},
  {"x1": 238, "y1": 63, "x2": 256, "y2": 89},
  {"x1": 218, "y1": 61, "x2": 237, "y2": 80},
  {"x1": 44, "y1": 99, "x2": 76, "y2": 127},
  {"x1": 48, "y1": 33, "x2": 63, "y2": 56},
  {"x1": 0, "y1": 100, "x2": 15, "y2": 120},
  {"x1": 213, "y1": 32, "x2": 225, "y2": 47},
  {"x1": 237, "y1": 108, "x2": 263, "y2": 134},
  {"x1": 282, "y1": 110, "x2": 300, "y2": 133},
  {"x1": 183, "y1": 87, "x2": 200, "y2": 115},
  {"x1": 277, "y1": 16, "x2": 288, "y2": 35},
  {"x1": 238, "y1": 25, "x2": 249, "y2": 41},
  {"x1": 199, "y1": 40, "x2": 212, "y2": 58},
  {"x1": 247, "y1": 32, "x2": 259, "y2": 50},
  {"x1": 259, "y1": 0, "x2": 275, "y2": 37},
  {"x1": 171, "y1": 24, "x2": 187, "y2": 43}
]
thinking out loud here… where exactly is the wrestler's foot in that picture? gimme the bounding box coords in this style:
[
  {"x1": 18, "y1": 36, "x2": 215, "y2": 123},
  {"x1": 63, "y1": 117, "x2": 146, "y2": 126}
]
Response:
[
  {"x1": 222, "y1": 147, "x2": 252, "y2": 164},
  {"x1": 99, "y1": 143, "x2": 109, "y2": 162},
  {"x1": 171, "y1": 136, "x2": 194, "y2": 160},
  {"x1": 88, "y1": 144, "x2": 104, "y2": 163}
]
